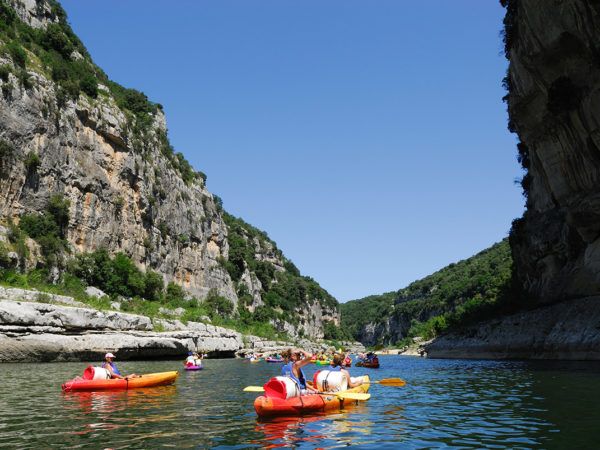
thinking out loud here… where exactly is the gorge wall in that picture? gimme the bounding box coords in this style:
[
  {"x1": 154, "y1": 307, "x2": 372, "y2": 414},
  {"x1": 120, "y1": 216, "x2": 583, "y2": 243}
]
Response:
[
  {"x1": 345, "y1": 0, "x2": 600, "y2": 359},
  {"x1": 0, "y1": 0, "x2": 340, "y2": 341},
  {"x1": 427, "y1": 0, "x2": 600, "y2": 359},
  {"x1": 504, "y1": 0, "x2": 600, "y2": 304}
]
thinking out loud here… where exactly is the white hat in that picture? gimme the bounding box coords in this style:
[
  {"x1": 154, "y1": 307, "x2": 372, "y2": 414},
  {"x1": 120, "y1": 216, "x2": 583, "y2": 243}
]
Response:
[{"x1": 105, "y1": 352, "x2": 116, "y2": 359}]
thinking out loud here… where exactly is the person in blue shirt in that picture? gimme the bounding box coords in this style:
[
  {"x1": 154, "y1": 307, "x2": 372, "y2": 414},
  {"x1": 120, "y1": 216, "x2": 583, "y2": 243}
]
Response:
[
  {"x1": 101, "y1": 353, "x2": 137, "y2": 379},
  {"x1": 287, "y1": 349, "x2": 317, "y2": 393}
]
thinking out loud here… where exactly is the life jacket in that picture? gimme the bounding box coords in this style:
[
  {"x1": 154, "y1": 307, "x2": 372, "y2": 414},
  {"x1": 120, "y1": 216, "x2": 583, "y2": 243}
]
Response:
[
  {"x1": 314, "y1": 369, "x2": 348, "y2": 392},
  {"x1": 281, "y1": 361, "x2": 293, "y2": 377},
  {"x1": 102, "y1": 361, "x2": 121, "y2": 376},
  {"x1": 289, "y1": 363, "x2": 307, "y2": 389}
]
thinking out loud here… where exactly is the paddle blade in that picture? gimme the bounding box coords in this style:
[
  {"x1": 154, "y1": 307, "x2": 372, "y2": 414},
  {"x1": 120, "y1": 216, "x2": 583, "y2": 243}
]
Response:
[
  {"x1": 335, "y1": 392, "x2": 371, "y2": 401},
  {"x1": 243, "y1": 386, "x2": 265, "y2": 392},
  {"x1": 377, "y1": 378, "x2": 406, "y2": 386}
]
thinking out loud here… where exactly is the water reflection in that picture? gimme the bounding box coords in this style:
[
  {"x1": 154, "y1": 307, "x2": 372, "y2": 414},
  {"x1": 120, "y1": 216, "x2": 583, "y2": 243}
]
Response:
[
  {"x1": 0, "y1": 358, "x2": 599, "y2": 449},
  {"x1": 253, "y1": 404, "x2": 381, "y2": 448},
  {"x1": 62, "y1": 386, "x2": 177, "y2": 436},
  {"x1": 255, "y1": 415, "x2": 329, "y2": 448}
]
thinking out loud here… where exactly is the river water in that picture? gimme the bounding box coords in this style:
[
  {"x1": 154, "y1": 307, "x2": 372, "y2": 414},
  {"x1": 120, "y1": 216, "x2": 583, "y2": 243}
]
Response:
[{"x1": 1, "y1": 356, "x2": 599, "y2": 449}]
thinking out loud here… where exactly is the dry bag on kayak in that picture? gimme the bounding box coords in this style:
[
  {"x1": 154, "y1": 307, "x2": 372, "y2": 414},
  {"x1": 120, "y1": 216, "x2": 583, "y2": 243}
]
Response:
[
  {"x1": 313, "y1": 370, "x2": 348, "y2": 392},
  {"x1": 83, "y1": 366, "x2": 110, "y2": 380},
  {"x1": 263, "y1": 376, "x2": 302, "y2": 399}
]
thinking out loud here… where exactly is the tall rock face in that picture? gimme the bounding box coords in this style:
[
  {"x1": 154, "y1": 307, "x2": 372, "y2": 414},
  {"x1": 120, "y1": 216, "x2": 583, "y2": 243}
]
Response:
[
  {"x1": 0, "y1": 0, "x2": 339, "y2": 339},
  {"x1": 504, "y1": 0, "x2": 600, "y2": 303}
]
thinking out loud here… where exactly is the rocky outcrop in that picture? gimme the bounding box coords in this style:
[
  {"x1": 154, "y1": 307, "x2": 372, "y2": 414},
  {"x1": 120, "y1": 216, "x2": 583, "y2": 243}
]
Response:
[
  {"x1": 0, "y1": 287, "x2": 362, "y2": 362},
  {"x1": 505, "y1": 0, "x2": 600, "y2": 304},
  {"x1": 417, "y1": 0, "x2": 600, "y2": 360},
  {"x1": 426, "y1": 297, "x2": 600, "y2": 360},
  {"x1": 0, "y1": 0, "x2": 341, "y2": 341},
  {"x1": 0, "y1": 299, "x2": 244, "y2": 361}
]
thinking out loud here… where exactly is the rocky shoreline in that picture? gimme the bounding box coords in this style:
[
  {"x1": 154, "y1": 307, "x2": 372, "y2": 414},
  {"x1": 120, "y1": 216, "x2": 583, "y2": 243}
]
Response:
[
  {"x1": 0, "y1": 287, "x2": 364, "y2": 362},
  {"x1": 425, "y1": 297, "x2": 600, "y2": 360}
]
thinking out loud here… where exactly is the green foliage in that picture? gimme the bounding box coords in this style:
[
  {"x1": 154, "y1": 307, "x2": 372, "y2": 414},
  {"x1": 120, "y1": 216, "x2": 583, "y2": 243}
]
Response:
[
  {"x1": 79, "y1": 73, "x2": 98, "y2": 98},
  {"x1": 18, "y1": 195, "x2": 71, "y2": 267},
  {"x1": 340, "y1": 291, "x2": 396, "y2": 341},
  {"x1": 143, "y1": 270, "x2": 163, "y2": 301},
  {"x1": 6, "y1": 40, "x2": 26, "y2": 67},
  {"x1": 165, "y1": 281, "x2": 185, "y2": 302},
  {"x1": 46, "y1": 194, "x2": 70, "y2": 237},
  {"x1": 0, "y1": 64, "x2": 11, "y2": 81},
  {"x1": 222, "y1": 211, "x2": 338, "y2": 320},
  {"x1": 323, "y1": 320, "x2": 352, "y2": 341},
  {"x1": 204, "y1": 288, "x2": 234, "y2": 318},
  {"x1": 0, "y1": 138, "x2": 14, "y2": 172},
  {"x1": 0, "y1": 241, "x2": 11, "y2": 267},
  {"x1": 68, "y1": 249, "x2": 166, "y2": 300},
  {"x1": 342, "y1": 240, "x2": 517, "y2": 344},
  {"x1": 24, "y1": 152, "x2": 40, "y2": 172},
  {"x1": 19, "y1": 212, "x2": 58, "y2": 239}
]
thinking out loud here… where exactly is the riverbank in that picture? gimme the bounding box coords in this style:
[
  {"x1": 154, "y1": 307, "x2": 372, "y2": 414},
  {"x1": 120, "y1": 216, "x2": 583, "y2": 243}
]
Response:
[
  {"x1": 425, "y1": 296, "x2": 600, "y2": 360},
  {"x1": 0, "y1": 286, "x2": 364, "y2": 362}
]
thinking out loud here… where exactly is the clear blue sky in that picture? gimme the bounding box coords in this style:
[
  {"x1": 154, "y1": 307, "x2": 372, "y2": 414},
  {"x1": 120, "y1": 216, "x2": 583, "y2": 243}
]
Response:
[{"x1": 61, "y1": 0, "x2": 523, "y2": 302}]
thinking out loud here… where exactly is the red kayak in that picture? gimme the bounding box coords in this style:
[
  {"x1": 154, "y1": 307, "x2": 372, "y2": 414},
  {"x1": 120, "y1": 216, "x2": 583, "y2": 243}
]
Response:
[
  {"x1": 62, "y1": 371, "x2": 178, "y2": 392},
  {"x1": 355, "y1": 358, "x2": 379, "y2": 369},
  {"x1": 254, "y1": 376, "x2": 370, "y2": 417}
]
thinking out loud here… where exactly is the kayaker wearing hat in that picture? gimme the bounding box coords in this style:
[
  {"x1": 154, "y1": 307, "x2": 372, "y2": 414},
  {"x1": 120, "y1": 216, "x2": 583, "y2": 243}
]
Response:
[{"x1": 102, "y1": 353, "x2": 137, "y2": 379}]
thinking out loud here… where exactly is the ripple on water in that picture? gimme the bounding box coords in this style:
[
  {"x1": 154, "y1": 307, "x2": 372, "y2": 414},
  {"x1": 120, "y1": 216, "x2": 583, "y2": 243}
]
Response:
[{"x1": 1, "y1": 357, "x2": 600, "y2": 448}]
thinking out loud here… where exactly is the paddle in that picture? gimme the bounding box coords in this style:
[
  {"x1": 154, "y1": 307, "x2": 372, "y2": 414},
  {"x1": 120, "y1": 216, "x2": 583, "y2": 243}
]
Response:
[
  {"x1": 242, "y1": 386, "x2": 370, "y2": 401},
  {"x1": 375, "y1": 378, "x2": 406, "y2": 387}
]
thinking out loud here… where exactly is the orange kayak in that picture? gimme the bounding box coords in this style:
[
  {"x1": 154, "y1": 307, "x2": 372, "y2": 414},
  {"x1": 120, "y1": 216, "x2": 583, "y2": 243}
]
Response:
[
  {"x1": 62, "y1": 371, "x2": 178, "y2": 392},
  {"x1": 254, "y1": 375, "x2": 370, "y2": 417}
]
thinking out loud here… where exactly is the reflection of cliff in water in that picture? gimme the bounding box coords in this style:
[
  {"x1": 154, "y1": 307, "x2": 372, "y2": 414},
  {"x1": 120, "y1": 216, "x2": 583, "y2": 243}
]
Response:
[{"x1": 523, "y1": 361, "x2": 600, "y2": 448}]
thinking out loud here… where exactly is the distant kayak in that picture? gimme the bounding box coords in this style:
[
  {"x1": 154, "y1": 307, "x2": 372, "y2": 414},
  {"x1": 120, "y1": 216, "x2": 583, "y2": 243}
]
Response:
[
  {"x1": 266, "y1": 358, "x2": 283, "y2": 363},
  {"x1": 356, "y1": 359, "x2": 380, "y2": 369},
  {"x1": 184, "y1": 365, "x2": 203, "y2": 371},
  {"x1": 250, "y1": 358, "x2": 261, "y2": 364},
  {"x1": 314, "y1": 360, "x2": 331, "y2": 366},
  {"x1": 62, "y1": 371, "x2": 178, "y2": 392}
]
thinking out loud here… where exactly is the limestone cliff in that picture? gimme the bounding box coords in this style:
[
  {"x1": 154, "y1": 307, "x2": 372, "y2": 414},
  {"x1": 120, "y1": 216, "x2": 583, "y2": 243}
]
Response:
[
  {"x1": 504, "y1": 0, "x2": 600, "y2": 304},
  {"x1": 0, "y1": 0, "x2": 340, "y2": 340},
  {"x1": 426, "y1": 0, "x2": 600, "y2": 359}
]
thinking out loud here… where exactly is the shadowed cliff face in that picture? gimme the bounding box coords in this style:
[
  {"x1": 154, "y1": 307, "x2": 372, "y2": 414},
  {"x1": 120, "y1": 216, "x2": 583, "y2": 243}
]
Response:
[
  {"x1": 505, "y1": 0, "x2": 600, "y2": 303},
  {"x1": 0, "y1": 0, "x2": 340, "y2": 339}
]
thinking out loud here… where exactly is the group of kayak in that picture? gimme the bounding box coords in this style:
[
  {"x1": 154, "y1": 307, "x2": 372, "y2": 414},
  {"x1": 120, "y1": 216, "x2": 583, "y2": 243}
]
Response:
[
  {"x1": 253, "y1": 348, "x2": 371, "y2": 417},
  {"x1": 61, "y1": 348, "x2": 385, "y2": 418},
  {"x1": 247, "y1": 350, "x2": 355, "y2": 369}
]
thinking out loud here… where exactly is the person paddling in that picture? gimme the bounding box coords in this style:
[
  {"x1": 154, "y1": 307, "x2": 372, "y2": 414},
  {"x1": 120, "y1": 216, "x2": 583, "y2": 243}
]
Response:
[
  {"x1": 331, "y1": 353, "x2": 363, "y2": 388},
  {"x1": 102, "y1": 353, "x2": 137, "y2": 379},
  {"x1": 185, "y1": 351, "x2": 196, "y2": 367},
  {"x1": 289, "y1": 349, "x2": 317, "y2": 394},
  {"x1": 281, "y1": 349, "x2": 293, "y2": 376}
]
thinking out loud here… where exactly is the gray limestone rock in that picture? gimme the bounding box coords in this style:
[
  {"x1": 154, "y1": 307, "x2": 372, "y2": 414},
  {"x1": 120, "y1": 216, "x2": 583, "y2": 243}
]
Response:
[{"x1": 85, "y1": 286, "x2": 108, "y2": 299}]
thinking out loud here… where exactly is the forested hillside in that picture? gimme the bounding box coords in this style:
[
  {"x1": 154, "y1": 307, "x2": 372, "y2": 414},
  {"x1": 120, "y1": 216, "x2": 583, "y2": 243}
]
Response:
[{"x1": 341, "y1": 240, "x2": 516, "y2": 346}]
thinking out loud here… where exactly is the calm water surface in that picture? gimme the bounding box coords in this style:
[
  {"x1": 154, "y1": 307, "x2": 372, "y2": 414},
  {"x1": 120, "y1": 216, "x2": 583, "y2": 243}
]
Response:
[{"x1": 1, "y1": 356, "x2": 599, "y2": 449}]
